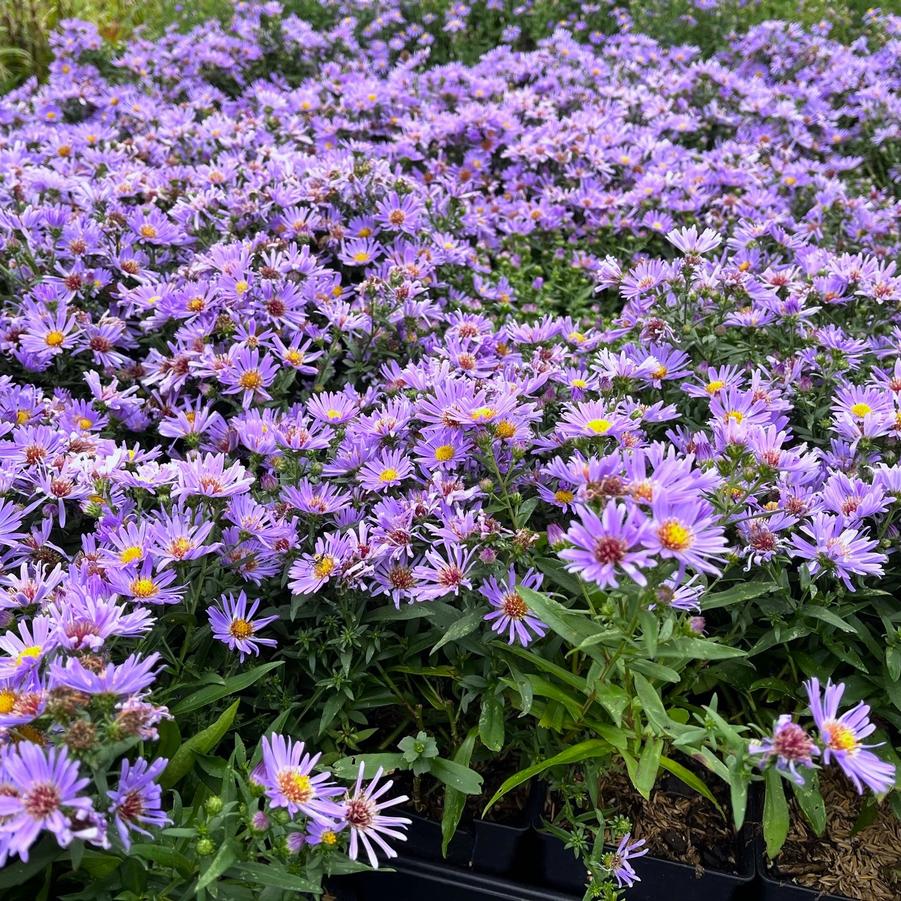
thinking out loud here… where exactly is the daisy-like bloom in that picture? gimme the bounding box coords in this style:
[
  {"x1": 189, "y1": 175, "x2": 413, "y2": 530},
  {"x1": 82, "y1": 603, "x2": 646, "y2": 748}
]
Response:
[
  {"x1": 208, "y1": 591, "x2": 278, "y2": 662},
  {"x1": 108, "y1": 757, "x2": 171, "y2": 850},
  {"x1": 0, "y1": 616, "x2": 57, "y2": 683},
  {"x1": 603, "y1": 833, "x2": 648, "y2": 888},
  {"x1": 666, "y1": 225, "x2": 722, "y2": 255},
  {"x1": 559, "y1": 502, "x2": 654, "y2": 589},
  {"x1": 645, "y1": 499, "x2": 728, "y2": 577},
  {"x1": 49, "y1": 653, "x2": 161, "y2": 697},
  {"x1": 412, "y1": 542, "x2": 476, "y2": 601},
  {"x1": 652, "y1": 574, "x2": 704, "y2": 612},
  {"x1": 338, "y1": 237, "x2": 382, "y2": 267},
  {"x1": 342, "y1": 763, "x2": 410, "y2": 869},
  {"x1": 149, "y1": 507, "x2": 218, "y2": 568},
  {"x1": 0, "y1": 742, "x2": 95, "y2": 861},
  {"x1": 749, "y1": 715, "x2": 819, "y2": 785},
  {"x1": 480, "y1": 566, "x2": 547, "y2": 646},
  {"x1": 257, "y1": 734, "x2": 344, "y2": 821},
  {"x1": 358, "y1": 449, "x2": 414, "y2": 493},
  {"x1": 805, "y1": 678, "x2": 895, "y2": 794},
  {"x1": 790, "y1": 513, "x2": 886, "y2": 591},
  {"x1": 220, "y1": 348, "x2": 279, "y2": 408},
  {"x1": 287, "y1": 531, "x2": 354, "y2": 596},
  {"x1": 556, "y1": 401, "x2": 627, "y2": 441},
  {"x1": 106, "y1": 558, "x2": 184, "y2": 606},
  {"x1": 282, "y1": 481, "x2": 352, "y2": 516},
  {"x1": 306, "y1": 391, "x2": 359, "y2": 426},
  {"x1": 306, "y1": 817, "x2": 345, "y2": 847},
  {"x1": 172, "y1": 453, "x2": 254, "y2": 500}
]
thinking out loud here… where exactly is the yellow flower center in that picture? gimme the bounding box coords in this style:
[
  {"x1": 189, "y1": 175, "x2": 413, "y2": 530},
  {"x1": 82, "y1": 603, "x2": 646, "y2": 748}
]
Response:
[
  {"x1": 657, "y1": 519, "x2": 693, "y2": 551},
  {"x1": 77, "y1": 417, "x2": 93, "y2": 430},
  {"x1": 379, "y1": 468, "x2": 399, "y2": 482},
  {"x1": 434, "y1": 444, "x2": 455, "y2": 462},
  {"x1": 0, "y1": 689, "x2": 16, "y2": 714},
  {"x1": 130, "y1": 577, "x2": 158, "y2": 598},
  {"x1": 235, "y1": 280, "x2": 250, "y2": 295},
  {"x1": 119, "y1": 546, "x2": 143, "y2": 564},
  {"x1": 586, "y1": 418, "x2": 612, "y2": 435},
  {"x1": 571, "y1": 378, "x2": 588, "y2": 389},
  {"x1": 170, "y1": 537, "x2": 193, "y2": 558},
  {"x1": 471, "y1": 406, "x2": 496, "y2": 422},
  {"x1": 850, "y1": 402, "x2": 872, "y2": 417},
  {"x1": 725, "y1": 410, "x2": 743, "y2": 423},
  {"x1": 495, "y1": 421, "x2": 516, "y2": 439},
  {"x1": 45, "y1": 330, "x2": 65, "y2": 347},
  {"x1": 238, "y1": 370, "x2": 263, "y2": 390},
  {"x1": 568, "y1": 331, "x2": 586, "y2": 343},
  {"x1": 823, "y1": 721, "x2": 859, "y2": 753},
  {"x1": 322, "y1": 830, "x2": 338, "y2": 846},
  {"x1": 16, "y1": 411, "x2": 29, "y2": 425},
  {"x1": 326, "y1": 408, "x2": 342, "y2": 420},
  {"x1": 286, "y1": 350, "x2": 304, "y2": 366},
  {"x1": 276, "y1": 769, "x2": 313, "y2": 804},
  {"x1": 352, "y1": 251, "x2": 371, "y2": 263},
  {"x1": 229, "y1": 618, "x2": 254, "y2": 640},
  {"x1": 705, "y1": 379, "x2": 725, "y2": 394},
  {"x1": 14, "y1": 646, "x2": 42, "y2": 667},
  {"x1": 554, "y1": 489, "x2": 575, "y2": 504},
  {"x1": 139, "y1": 224, "x2": 158, "y2": 238},
  {"x1": 313, "y1": 556, "x2": 336, "y2": 579}
]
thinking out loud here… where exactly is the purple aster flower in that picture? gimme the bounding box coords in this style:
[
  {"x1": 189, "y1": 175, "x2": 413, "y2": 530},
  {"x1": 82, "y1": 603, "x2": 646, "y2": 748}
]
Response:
[
  {"x1": 0, "y1": 616, "x2": 57, "y2": 683},
  {"x1": 342, "y1": 763, "x2": 410, "y2": 869},
  {"x1": 172, "y1": 453, "x2": 254, "y2": 500},
  {"x1": 805, "y1": 678, "x2": 895, "y2": 794},
  {"x1": 357, "y1": 448, "x2": 415, "y2": 493},
  {"x1": 412, "y1": 541, "x2": 476, "y2": 601},
  {"x1": 0, "y1": 742, "x2": 95, "y2": 861},
  {"x1": 50, "y1": 653, "x2": 161, "y2": 696},
  {"x1": 480, "y1": 566, "x2": 547, "y2": 646},
  {"x1": 108, "y1": 757, "x2": 170, "y2": 850},
  {"x1": 220, "y1": 348, "x2": 279, "y2": 408},
  {"x1": 604, "y1": 833, "x2": 648, "y2": 888},
  {"x1": 287, "y1": 531, "x2": 354, "y2": 596},
  {"x1": 559, "y1": 502, "x2": 653, "y2": 589},
  {"x1": 257, "y1": 734, "x2": 344, "y2": 821},
  {"x1": 306, "y1": 817, "x2": 346, "y2": 847},
  {"x1": 208, "y1": 591, "x2": 278, "y2": 662},
  {"x1": 790, "y1": 513, "x2": 886, "y2": 591},
  {"x1": 667, "y1": 225, "x2": 722, "y2": 255},
  {"x1": 749, "y1": 715, "x2": 819, "y2": 785},
  {"x1": 646, "y1": 499, "x2": 728, "y2": 577}
]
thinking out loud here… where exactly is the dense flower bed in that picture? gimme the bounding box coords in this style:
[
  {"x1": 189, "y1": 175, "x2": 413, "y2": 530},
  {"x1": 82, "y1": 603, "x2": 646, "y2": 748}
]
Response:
[{"x1": 0, "y1": 1, "x2": 899, "y2": 896}]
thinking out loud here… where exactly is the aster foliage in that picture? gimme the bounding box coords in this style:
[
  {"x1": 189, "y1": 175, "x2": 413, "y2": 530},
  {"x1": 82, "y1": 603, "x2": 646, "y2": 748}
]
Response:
[{"x1": 0, "y1": 0, "x2": 899, "y2": 897}]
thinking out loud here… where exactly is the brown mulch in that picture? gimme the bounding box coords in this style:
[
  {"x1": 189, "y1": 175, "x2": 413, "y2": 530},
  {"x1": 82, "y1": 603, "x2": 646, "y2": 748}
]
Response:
[{"x1": 774, "y1": 773, "x2": 901, "y2": 901}]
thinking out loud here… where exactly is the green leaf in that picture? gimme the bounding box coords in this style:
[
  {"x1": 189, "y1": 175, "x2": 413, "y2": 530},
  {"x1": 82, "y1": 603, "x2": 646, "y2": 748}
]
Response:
[
  {"x1": 0, "y1": 838, "x2": 61, "y2": 888},
  {"x1": 331, "y1": 753, "x2": 406, "y2": 780},
  {"x1": 803, "y1": 605, "x2": 856, "y2": 634},
  {"x1": 129, "y1": 843, "x2": 193, "y2": 878},
  {"x1": 791, "y1": 775, "x2": 826, "y2": 836},
  {"x1": 702, "y1": 581, "x2": 775, "y2": 609},
  {"x1": 231, "y1": 862, "x2": 318, "y2": 892},
  {"x1": 763, "y1": 768, "x2": 790, "y2": 859},
  {"x1": 629, "y1": 659, "x2": 680, "y2": 682},
  {"x1": 172, "y1": 662, "x2": 283, "y2": 716},
  {"x1": 633, "y1": 738, "x2": 663, "y2": 799},
  {"x1": 633, "y1": 672, "x2": 670, "y2": 733},
  {"x1": 431, "y1": 609, "x2": 484, "y2": 653},
  {"x1": 483, "y1": 739, "x2": 613, "y2": 815},
  {"x1": 479, "y1": 694, "x2": 504, "y2": 751},
  {"x1": 659, "y1": 756, "x2": 723, "y2": 814},
  {"x1": 196, "y1": 840, "x2": 238, "y2": 891},
  {"x1": 431, "y1": 758, "x2": 483, "y2": 795},
  {"x1": 442, "y1": 729, "x2": 478, "y2": 856},
  {"x1": 518, "y1": 588, "x2": 607, "y2": 665},
  {"x1": 656, "y1": 638, "x2": 745, "y2": 661},
  {"x1": 534, "y1": 557, "x2": 586, "y2": 596},
  {"x1": 161, "y1": 700, "x2": 239, "y2": 789}
]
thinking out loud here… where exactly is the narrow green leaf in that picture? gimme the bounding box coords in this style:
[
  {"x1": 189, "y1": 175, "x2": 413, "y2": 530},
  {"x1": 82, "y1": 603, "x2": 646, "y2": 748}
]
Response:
[
  {"x1": 431, "y1": 609, "x2": 484, "y2": 653},
  {"x1": 656, "y1": 638, "x2": 745, "y2": 660},
  {"x1": 633, "y1": 738, "x2": 663, "y2": 799},
  {"x1": 483, "y1": 739, "x2": 613, "y2": 815},
  {"x1": 763, "y1": 768, "x2": 790, "y2": 859},
  {"x1": 633, "y1": 672, "x2": 670, "y2": 733},
  {"x1": 172, "y1": 662, "x2": 283, "y2": 716},
  {"x1": 479, "y1": 694, "x2": 504, "y2": 752},
  {"x1": 441, "y1": 729, "x2": 478, "y2": 856},
  {"x1": 196, "y1": 840, "x2": 237, "y2": 891},
  {"x1": 161, "y1": 701, "x2": 239, "y2": 789},
  {"x1": 129, "y1": 843, "x2": 193, "y2": 878},
  {"x1": 659, "y1": 756, "x2": 723, "y2": 813},
  {"x1": 431, "y1": 758, "x2": 483, "y2": 795},
  {"x1": 791, "y1": 775, "x2": 826, "y2": 836},
  {"x1": 702, "y1": 581, "x2": 775, "y2": 610},
  {"x1": 231, "y1": 862, "x2": 318, "y2": 892}
]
